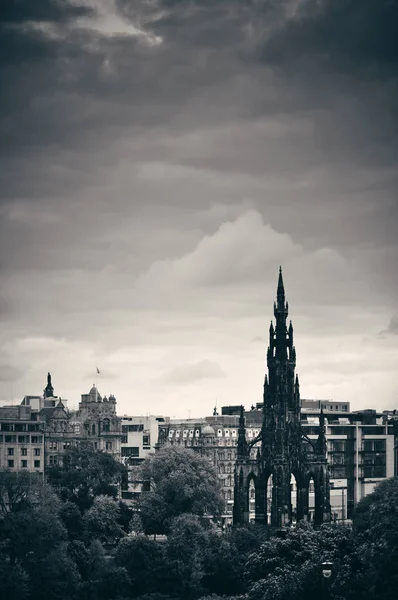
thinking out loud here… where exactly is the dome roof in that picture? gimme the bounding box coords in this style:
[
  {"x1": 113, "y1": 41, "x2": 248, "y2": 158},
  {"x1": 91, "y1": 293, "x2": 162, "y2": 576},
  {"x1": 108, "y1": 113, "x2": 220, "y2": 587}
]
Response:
[{"x1": 201, "y1": 424, "x2": 215, "y2": 437}]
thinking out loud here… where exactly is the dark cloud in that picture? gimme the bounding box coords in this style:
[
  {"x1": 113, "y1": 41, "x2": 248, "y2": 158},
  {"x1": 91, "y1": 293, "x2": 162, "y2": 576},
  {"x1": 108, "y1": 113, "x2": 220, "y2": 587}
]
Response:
[
  {"x1": 0, "y1": 0, "x2": 397, "y2": 413},
  {"x1": 261, "y1": 0, "x2": 398, "y2": 79}
]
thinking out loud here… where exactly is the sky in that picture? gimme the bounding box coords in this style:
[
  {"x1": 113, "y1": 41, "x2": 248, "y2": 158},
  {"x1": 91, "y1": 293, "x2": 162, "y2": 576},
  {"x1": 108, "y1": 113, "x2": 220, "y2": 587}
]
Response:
[{"x1": 0, "y1": 0, "x2": 397, "y2": 417}]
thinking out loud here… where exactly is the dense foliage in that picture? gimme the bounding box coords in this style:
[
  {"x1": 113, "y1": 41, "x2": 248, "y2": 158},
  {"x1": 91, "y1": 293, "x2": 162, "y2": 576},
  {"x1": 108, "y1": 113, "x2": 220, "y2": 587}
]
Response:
[
  {"x1": 1, "y1": 448, "x2": 398, "y2": 600},
  {"x1": 139, "y1": 445, "x2": 224, "y2": 534}
]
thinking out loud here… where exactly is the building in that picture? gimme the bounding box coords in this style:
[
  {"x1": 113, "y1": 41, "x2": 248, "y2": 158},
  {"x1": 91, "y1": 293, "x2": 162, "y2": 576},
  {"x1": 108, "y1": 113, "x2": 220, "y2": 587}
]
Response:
[
  {"x1": 120, "y1": 414, "x2": 165, "y2": 502},
  {"x1": 0, "y1": 374, "x2": 122, "y2": 473},
  {"x1": 301, "y1": 401, "x2": 395, "y2": 519},
  {"x1": 0, "y1": 403, "x2": 44, "y2": 474},
  {"x1": 72, "y1": 384, "x2": 122, "y2": 460},
  {"x1": 158, "y1": 411, "x2": 265, "y2": 524}
]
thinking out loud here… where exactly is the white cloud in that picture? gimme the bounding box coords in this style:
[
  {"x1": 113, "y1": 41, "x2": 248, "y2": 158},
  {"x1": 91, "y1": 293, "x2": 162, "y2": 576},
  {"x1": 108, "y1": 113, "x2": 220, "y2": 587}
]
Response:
[
  {"x1": 159, "y1": 360, "x2": 226, "y2": 385},
  {"x1": 76, "y1": 0, "x2": 163, "y2": 45}
]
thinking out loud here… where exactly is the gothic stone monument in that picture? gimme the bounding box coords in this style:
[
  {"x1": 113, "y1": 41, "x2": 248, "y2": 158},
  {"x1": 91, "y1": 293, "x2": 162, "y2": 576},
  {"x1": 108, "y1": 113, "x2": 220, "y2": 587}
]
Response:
[{"x1": 233, "y1": 268, "x2": 330, "y2": 527}]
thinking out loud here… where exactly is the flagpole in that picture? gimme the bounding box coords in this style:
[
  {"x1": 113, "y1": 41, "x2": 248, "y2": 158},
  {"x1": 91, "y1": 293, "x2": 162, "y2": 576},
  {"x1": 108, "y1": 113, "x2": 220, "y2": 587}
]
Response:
[{"x1": 95, "y1": 367, "x2": 100, "y2": 402}]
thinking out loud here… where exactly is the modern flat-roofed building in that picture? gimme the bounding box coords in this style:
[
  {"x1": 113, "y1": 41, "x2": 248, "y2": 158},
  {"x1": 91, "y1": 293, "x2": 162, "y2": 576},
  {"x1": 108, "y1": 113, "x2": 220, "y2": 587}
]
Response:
[
  {"x1": 121, "y1": 414, "x2": 165, "y2": 503},
  {"x1": 301, "y1": 400, "x2": 395, "y2": 520}
]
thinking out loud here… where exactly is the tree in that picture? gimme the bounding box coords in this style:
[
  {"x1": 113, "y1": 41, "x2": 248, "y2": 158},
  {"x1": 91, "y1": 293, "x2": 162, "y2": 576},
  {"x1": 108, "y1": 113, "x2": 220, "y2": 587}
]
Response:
[
  {"x1": 114, "y1": 535, "x2": 167, "y2": 597},
  {"x1": 166, "y1": 514, "x2": 211, "y2": 599},
  {"x1": 0, "y1": 486, "x2": 66, "y2": 566},
  {"x1": 140, "y1": 446, "x2": 223, "y2": 534},
  {"x1": 83, "y1": 495, "x2": 125, "y2": 546},
  {"x1": 0, "y1": 554, "x2": 29, "y2": 600},
  {"x1": 353, "y1": 477, "x2": 398, "y2": 600},
  {"x1": 60, "y1": 501, "x2": 84, "y2": 540},
  {"x1": 245, "y1": 522, "x2": 365, "y2": 600},
  {"x1": 0, "y1": 469, "x2": 44, "y2": 516},
  {"x1": 202, "y1": 529, "x2": 247, "y2": 597},
  {"x1": 47, "y1": 444, "x2": 123, "y2": 512}
]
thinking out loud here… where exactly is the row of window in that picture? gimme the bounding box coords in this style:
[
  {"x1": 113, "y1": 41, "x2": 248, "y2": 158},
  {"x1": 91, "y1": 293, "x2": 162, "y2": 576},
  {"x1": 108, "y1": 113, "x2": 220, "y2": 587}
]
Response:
[
  {"x1": 6, "y1": 448, "x2": 41, "y2": 456},
  {"x1": 328, "y1": 439, "x2": 386, "y2": 453},
  {"x1": 122, "y1": 424, "x2": 144, "y2": 433},
  {"x1": 0, "y1": 435, "x2": 43, "y2": 444},
  {"x1": 219, "y1": 463, "x2": 232, "y2": 473},
  {"x1": 5, "y1": 460, "x2": 41, "y2": 469},
  {"x1": 168, "y1": 428, "x2": 261, "y2": 439},
  {"x1": 0, "y1": 423, "x2": 41, "y2": 432},
  {"x1": 121, "y1": 447, "x2": 139, "y2": 457}
]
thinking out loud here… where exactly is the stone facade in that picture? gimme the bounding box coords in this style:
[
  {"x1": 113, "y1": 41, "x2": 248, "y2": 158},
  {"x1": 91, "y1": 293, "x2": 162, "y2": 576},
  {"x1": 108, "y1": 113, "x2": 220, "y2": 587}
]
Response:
[{"x1": 0, "y1": 375, "x2": 122, "y2": 472}]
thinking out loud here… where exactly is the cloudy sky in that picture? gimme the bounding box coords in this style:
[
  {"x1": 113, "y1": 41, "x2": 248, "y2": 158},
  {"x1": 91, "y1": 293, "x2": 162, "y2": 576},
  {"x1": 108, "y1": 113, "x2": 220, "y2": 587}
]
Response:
[{"x1": 0, "y1": 0, "x2": 397, "y2": 417}]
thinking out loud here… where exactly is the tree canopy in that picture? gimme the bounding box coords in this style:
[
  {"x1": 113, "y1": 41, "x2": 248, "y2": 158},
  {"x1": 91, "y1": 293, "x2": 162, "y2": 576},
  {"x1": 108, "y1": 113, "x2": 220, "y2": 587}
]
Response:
[
  {"x1": 352, "y1": 477, "x2": 398, "y2": 600},
  {"x1": 139, "y1": 445, "x2": 223, "y2": 534},
  {"x1": 46, "y1": 443, "x2": 124, "y2": 511}
]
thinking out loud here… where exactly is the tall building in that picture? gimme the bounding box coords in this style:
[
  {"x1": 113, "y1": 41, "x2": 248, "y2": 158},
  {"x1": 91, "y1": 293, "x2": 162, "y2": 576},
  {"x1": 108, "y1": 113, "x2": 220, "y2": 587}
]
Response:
[
  {"x1": 120, "y1": 414, "x2": 165, "y2": 502},
  {"x1": 233, "y1": 268, "x2": 330, "y2": 527},
  {"x1": 302, "y1": 401, "x2": 395, "y2": 519},
  {"x1": 0, "y1": 403, "x2": 44, "y2": 474}
]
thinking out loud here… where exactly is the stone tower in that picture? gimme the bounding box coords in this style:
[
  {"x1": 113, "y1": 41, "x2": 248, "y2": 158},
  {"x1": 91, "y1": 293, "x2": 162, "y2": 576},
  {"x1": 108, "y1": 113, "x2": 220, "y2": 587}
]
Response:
[
  {"x1": 233, "y1": 268, "x2": 330, "y2": 527},
  {"x1": 44, "y1": 372, "x2": 55, "y2": 398}
]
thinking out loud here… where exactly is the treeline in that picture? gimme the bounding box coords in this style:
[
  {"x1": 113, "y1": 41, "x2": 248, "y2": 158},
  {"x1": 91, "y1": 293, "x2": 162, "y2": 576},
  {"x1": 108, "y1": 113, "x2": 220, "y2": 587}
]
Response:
[{"x1": 1, "y1": 444, "x2": 398, "y2": 600}]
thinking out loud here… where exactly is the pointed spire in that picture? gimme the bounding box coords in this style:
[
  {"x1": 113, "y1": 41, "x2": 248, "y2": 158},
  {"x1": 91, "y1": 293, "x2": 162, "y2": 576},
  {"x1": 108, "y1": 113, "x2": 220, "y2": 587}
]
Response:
[
  {"x1": 277, "y1": 265, "x2": 285, "y2": 308},
  {"x1": 237, "y1": 405, "x2": 248, "y2": 458},
  {"x1": 317, "y1": 408, "x2": 327, "y2": 456},
  {"x1": 295, "y1": 374, "x2": 299, "y2": 388}
]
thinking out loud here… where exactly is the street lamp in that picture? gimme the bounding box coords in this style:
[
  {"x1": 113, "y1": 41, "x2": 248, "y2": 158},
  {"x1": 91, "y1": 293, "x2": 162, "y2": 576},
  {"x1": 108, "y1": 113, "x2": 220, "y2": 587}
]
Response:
[
  {"x1": 321, "y1": 561, "x2": 333, "y2": 579},
  {"x1": 321, "y1": 561, "x2": 333, "y2": 600}
]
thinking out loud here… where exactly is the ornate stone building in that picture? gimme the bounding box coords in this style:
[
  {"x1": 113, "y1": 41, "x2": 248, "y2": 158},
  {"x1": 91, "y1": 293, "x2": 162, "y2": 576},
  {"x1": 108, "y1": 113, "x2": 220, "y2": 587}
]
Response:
[
  {"x1": 233, "y1": 269, "x2": 331, "y2": 527},
  {"x1": 3, "y1": 374, "x2": 123, "y2": 469}
]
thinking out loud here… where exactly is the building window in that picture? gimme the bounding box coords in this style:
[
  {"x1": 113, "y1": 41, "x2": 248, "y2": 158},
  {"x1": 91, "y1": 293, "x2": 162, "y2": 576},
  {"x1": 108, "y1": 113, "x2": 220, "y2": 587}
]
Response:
[
  {"x1": 92, "y1": 424, "x2": 96, "y2": 435},
  {"x1": 8, "y1": 448, "x2": 14, "y2": 456},
  {"x1": 121, "y1": 447, "x2": 139, "y2": 457},
  {"x1": 8, "y1": 460, "x2": 14, "y2": 468},
  {"x1": 103, "y1": 420, "x2": 110, "y2": 433},
  {"x1": 18, "y1": 435, "x2": 29, "y2": 444},
  {"x1": 5, "y1": 435, "x2": 17, "y2": 443},
  {"x1": 21, "y1": 460, "x2": 28, "y2": 468},
  {"x1": 106, "y1": 441, "x2": 113, "y2": 450},
  {"x1": 49, "y1": 455, "x2": 58, "y2": 465},
  {"x1": 143, "y1": 435, "x2": 150, "y2": 446},
  {"x1": 21, "y1": 448, "x2": 27, "y2": 456},
  {"x1": 34, "y1": 460, "x2": 40, "y2": 469},
  {"x1": 34, "y1": 448, "x2": 41, "y2": 456},
  {"x1": 31, "y1": 436, "x2": 43, "y2": 444}
]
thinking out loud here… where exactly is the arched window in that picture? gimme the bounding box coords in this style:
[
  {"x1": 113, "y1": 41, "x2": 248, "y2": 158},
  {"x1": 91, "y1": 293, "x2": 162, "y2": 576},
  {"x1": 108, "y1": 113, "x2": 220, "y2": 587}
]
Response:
[
  {"x1": 219, "y1": 464, "x2": 225, "y2": 474},
  {"x1": 103, "y1": 419, "x2": 110, "y2": 433}
]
